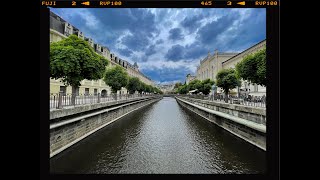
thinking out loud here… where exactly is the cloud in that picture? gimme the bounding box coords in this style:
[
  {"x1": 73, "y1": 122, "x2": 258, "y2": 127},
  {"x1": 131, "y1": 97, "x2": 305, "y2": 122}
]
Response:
[
  {"x1": 145, "y1": 45, "x2": 157, "y2": 56},
  {"x1": 117, "y1": 48, "x2": 133, "y2": 57},
  {"x1": 184, "y1": 42, "x2": 210, "y2": 59},
  {"x1": 121, "y1": 34, "x2": 150, "y2": 51},
  {"x1": 180, "y1": 14, "x2": 204, "y2": 33},
  {"x1": 156, "y1": 39, "x2": 164, "y2": 44},
  {"x1": 197, "y1": 13, "x2": 238, "y2": 46},
  {"x1": 165, "y1": 45, "x2": 185, "y2": 61},
  {"x1": 168, "y1": 28, "x2": 184, "y2": 41},
  {"x1": 50, "y1": 8, "x2": 266, "y2": 83}
]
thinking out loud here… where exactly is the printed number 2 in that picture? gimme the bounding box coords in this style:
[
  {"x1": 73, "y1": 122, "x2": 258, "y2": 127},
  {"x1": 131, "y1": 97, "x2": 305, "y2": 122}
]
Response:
[{"x1": 72, "y1": 1, "x2": 76, "y2": 6}]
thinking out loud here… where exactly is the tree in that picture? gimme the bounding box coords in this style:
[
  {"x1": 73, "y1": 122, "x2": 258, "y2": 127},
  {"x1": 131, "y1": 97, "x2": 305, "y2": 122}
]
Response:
[
  {"x1": 145, "y1": 85, "x2": 152, "y2": 93},
  {"x1": 126, "y1": 77, "x2": 141, "y2": 94},
  {"x1": 216, "y1": 69, "x2": 240, "y2": 102},
  {"x1": 200, "y1": 79, "x2": 215, "y2": 95},
  {"x1": 50, "y1": 35, "x2": 108, "y2": 104},
  {"x1": 138, "y1": 82, "x2": 146, "y2": 94},
  {"x1": 174, "y1": 82, "x2": 182, "y2": 89},
  {"x1": 235, "y1": 48, "x2": 266, "y2": 86},
  {"x1": 188, "y1": 79, "x2": 202, "y2": 92},
  {"x1": 177, "y1": 84, "x2": 188, "y2": 94},
  {"x1": 103, "y1": 65, "x2": 129, "y2": 95}
]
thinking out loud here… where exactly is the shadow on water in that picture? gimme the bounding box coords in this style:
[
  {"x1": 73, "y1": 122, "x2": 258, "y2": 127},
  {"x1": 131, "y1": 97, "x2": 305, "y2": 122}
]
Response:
[{"x1": 50, "y1": 97, "x2": 266, "y2": 174}]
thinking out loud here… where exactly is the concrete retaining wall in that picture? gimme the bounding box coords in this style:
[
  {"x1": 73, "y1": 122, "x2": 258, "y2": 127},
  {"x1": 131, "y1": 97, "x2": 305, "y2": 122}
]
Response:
[
  {"x1": 50, "y1": 96, "x2": 162, "y2": 158},
  {"x1": 175, "y1": 96, "x2": 266, "y2": 151}
]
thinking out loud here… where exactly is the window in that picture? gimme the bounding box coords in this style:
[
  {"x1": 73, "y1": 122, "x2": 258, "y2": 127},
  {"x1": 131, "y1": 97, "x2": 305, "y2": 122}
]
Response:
[
  {"x1": 94, "y1": 89, "x2": 98, "y2": 96},
  {"x1": 85, "y1": 88, "x2": 90, "y2": 96},
  {"x1": 60, "y1": 86, "x2": 66, "y2": 96}
]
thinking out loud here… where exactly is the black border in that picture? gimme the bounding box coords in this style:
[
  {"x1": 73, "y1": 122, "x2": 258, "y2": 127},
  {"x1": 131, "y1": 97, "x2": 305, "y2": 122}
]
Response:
[
  {"x1": 40, "y1": 2, "x2": 279, "y2": 179},
  {"x1": 40, "y1": 6, "x2": 50, "y2": 179},
  {"x1": 41, "y1": 0, "x2": 279, "y2": 8}
]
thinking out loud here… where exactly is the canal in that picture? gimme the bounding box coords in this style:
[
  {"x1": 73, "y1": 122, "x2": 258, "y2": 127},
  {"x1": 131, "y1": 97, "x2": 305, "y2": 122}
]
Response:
[{"x1": 50, "y1": 97, "x2": 266, "y2": 174}]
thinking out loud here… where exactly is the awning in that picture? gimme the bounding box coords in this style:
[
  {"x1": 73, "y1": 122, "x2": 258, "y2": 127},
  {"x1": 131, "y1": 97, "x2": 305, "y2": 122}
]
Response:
[{"x1": 189, "y1": 89, "x2": 198, "y2": 93}]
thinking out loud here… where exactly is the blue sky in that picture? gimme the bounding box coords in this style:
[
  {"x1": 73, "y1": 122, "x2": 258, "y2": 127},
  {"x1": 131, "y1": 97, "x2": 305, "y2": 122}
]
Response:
[{"x1": 51, "y1": 8, "x2": 266, "y2": 84}]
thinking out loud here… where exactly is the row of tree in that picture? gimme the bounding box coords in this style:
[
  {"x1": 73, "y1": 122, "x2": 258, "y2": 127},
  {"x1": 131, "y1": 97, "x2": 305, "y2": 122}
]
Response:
[
  {"x1": 104, "y1": 65, "x2": 162, "y2": 94},
  {"x1": 50, "y1": 35, "x2": 162, "y2": 100},
  {"x1": 175, "y1": 48, "x2": 266, "y2": 100},
  {"x1": 175, "y1": 79, "x2": 214, "y2": 95}
]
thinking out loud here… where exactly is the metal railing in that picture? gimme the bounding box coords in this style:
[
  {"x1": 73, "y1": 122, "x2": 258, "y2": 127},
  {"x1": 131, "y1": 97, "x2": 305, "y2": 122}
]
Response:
[
  {"x1": 178, "y1": 94, "x2": 266, "y2": 108},
  {"x1": 50, "y1": 92, "x2": 160, "y2": 109}
]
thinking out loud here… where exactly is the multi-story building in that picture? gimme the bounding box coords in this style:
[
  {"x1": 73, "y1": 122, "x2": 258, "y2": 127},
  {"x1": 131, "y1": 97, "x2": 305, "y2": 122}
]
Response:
[
  {"x1": 49, "y1": 11, "x2": 154, "y2": 95},
  {"x1": 156, "y1": 84, "x2": 175, "y2": 94},
  {"x1": 194, "y1": 40, "x2": 266, "y2": 96},
  {"x1": 196, "y1": 51, "x2": 238, "y2": 81},
  {"x1": 185, "y1": 74, "x2": 196, "y2": 85}
]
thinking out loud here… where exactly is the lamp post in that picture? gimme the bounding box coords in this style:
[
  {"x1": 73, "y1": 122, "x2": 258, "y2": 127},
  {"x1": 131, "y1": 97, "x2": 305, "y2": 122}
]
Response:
[{"x1": 212, "y1": 84, "x2": 217, "y2": 101}]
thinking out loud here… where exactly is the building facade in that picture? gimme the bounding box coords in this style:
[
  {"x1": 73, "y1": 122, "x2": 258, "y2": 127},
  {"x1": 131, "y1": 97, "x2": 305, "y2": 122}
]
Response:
[
  {"x1": 194, "y1": 40, "x2": 266, "y2": 96},
  {"x1": 196, "y1": 51, "x2": 238, "y2": 81},
  {"x1": 49, "y1": 11, "x2": 154, "y2": 95},
  {"x1": 185, "y1": 74, "x2": 196, "y2": 85}
]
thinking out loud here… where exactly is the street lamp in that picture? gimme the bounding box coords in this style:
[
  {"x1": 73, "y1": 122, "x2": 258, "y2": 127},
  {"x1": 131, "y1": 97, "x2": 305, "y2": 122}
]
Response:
[{"x1": 212, "y1": 84, "x2": 217, "y2": 101}]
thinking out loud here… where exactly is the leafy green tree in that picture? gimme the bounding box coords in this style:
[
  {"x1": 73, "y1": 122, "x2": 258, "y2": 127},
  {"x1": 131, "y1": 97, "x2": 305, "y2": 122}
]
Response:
[
  {"x1": 50, "y1": 35, "x2": 108, "y2": 104},
  {"x1": 174, "y1": 82, "x2": 182, "y2": 89},
  {"x1": 200, "y1": 79, "x2": 215, "y2": 95},
  {"x1": 154, "y1": 87, "x2": 162, "y2": 94},
  {"x1": 137, "y1": 82, "x2": 146, "y2": 94},
  {"x1": 235, "y1": 48, "x2": 266, "y2": 86},
  {"x1": 188, "y1": 79, "x2": 202, "y2": 92},
  {"x1": 126, "y1": 77, "x2": 141, "y2": 94},
  {"x1": 152, "y1": 86, "x2": 158, "y2": 93},
  {"x1": 145, "y1": 85, "x2": 152, "y2": 93},
  {"x1": 216, "y1": 69, "x2": 240, "y2": 102},
  {"x1": 103, "y1": 65, "x2": 129, "y2": 94},
  {"x1": 177, "y1": 84, "x2": 188, "y2": 94}
]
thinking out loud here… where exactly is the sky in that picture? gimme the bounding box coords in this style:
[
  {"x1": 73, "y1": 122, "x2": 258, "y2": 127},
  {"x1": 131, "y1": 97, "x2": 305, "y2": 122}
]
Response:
[{"x1": 51, "y1": 8, "x2": 266, "y2": 85}]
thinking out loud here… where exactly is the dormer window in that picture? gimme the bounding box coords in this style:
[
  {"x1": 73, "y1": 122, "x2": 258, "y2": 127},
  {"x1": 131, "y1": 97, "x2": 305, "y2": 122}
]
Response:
[{"x1": 64, "y1": 23, "x2": 73, "y2": 36}]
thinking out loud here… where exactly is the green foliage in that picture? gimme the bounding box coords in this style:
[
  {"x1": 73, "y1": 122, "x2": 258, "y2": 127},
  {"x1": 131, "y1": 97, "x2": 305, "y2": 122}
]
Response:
[
  {"x1": 187, "y1": 79, "x2": 202, "y2": 91},
  {"x1": 174, "y1": 82, "x2": 182, "y2": 89},
  {"x1": 103, "y1": 65, "x2": 129, "y2": 93},
  {"x1": 235, "y1": 48, "x2": 266, "y2": 86},
  {"x1": 153, "y1": 87, "x2": 163, "y2": 94},
  {"x1": 145, "y1": 85, "x2": 152, "y2": 93},
  {"x1": 216, "y1": 68, "x2": 240, "y2": 95},
  {"x1": 126, "y1": 77, "x2": 141, "y2": 94},
  {"x1": 126, "y1": 76, "x2": 161, "y2": 94},
  {"x1": 177, "y1": 85, "x2": 188, "y2": 94},
  {"x1": 50, "y1": 35, "x2": 108, "y2": 87},
  {"x1": 200, "y1": 79, "x2": 215, "y2": 95},
  {"x1": 137, "y1": 82, "x2": 146, "y2": 93},
  {"x1": 175, "y1": 78, "x2": 215, "y2": 95}
]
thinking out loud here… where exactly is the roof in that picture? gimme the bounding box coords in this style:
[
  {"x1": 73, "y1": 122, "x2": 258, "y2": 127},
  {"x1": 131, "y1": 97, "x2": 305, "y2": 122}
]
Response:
[
  {"x1": 222, "y1": 39, "x2": 266, "y2": 64},
  {"x1": 189, "y1": 89, "x2": 198, "y2": 93}
]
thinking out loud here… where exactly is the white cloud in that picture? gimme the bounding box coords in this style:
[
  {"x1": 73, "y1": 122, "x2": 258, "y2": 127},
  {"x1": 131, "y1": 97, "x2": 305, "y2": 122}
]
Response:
[
  {"x1": 139, "y1": 59, "x2": 198, "y2": 73},
  {"x1": 57, "y1": 9, "x2": 101, "y2": 30}
]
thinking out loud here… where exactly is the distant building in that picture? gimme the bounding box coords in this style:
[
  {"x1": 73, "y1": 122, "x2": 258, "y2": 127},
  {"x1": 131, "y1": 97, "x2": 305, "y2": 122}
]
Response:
[
  {"x1": 156, "y1": 84, "x2": 175, "y2": 94},
  {"x1": 49, "y1": 11, "x2": 154, "y2": 95},
  {"x1": 194, "y1": 40, "x2": 266, "y2": 96},
  {"x1": 186, "y1": 74, "x2": 196, "y2": 85}
]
